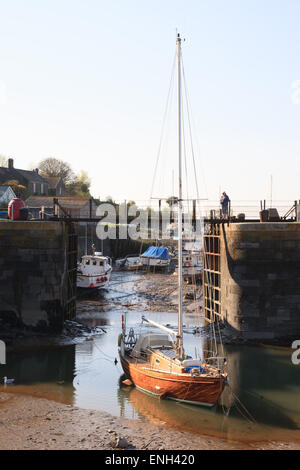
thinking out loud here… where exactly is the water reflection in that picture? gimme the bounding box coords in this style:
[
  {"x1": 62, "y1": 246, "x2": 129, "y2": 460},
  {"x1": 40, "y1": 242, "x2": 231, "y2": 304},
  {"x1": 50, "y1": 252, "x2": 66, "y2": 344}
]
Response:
[
  {"x1": 117, "y1": 344, "x2": 300, "y2": 442},
  {"x1": 0, "y1": 307, "x2": 299, "y2": 443},
  {"x1": 113, "y1": 314, "x2": 300, "y2": 442},
  {"x1": 222, "y1": 345, "x2": 300, "y2": 432},
  {"x1": 0, "y1": 346, "x2": 76, "y2": 404}
]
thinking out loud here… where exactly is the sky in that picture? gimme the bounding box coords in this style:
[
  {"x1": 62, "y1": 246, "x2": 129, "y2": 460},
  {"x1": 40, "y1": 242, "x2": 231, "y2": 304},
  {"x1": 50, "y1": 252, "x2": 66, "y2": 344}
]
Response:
[{"x1": 0, "y1": 0, "x2": 300, "y2": 206}]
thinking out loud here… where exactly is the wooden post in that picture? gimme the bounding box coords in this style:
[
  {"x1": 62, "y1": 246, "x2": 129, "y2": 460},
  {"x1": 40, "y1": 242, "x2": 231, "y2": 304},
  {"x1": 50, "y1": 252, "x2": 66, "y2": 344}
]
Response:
[
  {"x1": 53, "y1": 198, "x2": 58, "y2": 217},
  {"x1": 192, "y1": 199, "x2": 196, "y2": 230},
  {"x1": 159, "y1": 199, "x2": 162, "y2": 239}
]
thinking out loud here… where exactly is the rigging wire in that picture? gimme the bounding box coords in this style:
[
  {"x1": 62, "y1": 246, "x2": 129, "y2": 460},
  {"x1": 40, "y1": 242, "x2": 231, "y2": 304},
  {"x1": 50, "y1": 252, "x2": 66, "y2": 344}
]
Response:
[
  {"x1": 148, "y1": 37, "x2": 221, "y2": 364},
  {"x1": 179, "y1": 45, "x2": 210, "y2": 359},
  {"x1": 182, "y1": 59, "x2": 208, "y2": 200},
  {"x1": 150, "y1": 50, "x2": 177, "y2": 200}
]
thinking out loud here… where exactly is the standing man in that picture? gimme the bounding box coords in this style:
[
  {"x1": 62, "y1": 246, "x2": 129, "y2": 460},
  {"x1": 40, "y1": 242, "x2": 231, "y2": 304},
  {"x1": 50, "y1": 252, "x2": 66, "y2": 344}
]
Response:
[{"x1": 220, "y1": 192, "x2": 230, "y2": 219}]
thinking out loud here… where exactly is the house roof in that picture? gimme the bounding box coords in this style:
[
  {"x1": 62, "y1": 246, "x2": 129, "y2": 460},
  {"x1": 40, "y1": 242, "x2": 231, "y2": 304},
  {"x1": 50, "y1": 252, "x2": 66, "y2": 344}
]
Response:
[
  {"x1": 15, "y1": 169, "x2": 47, "y2": 183},
  {"x1": 0, "y1": 166, "x2": 48, "y2": 184},
  {"x1": 0, "y1": 167, "x2": 21, "y2": 183},
  {"x1": 25, "y1": 196, "x2": 92, "y2": 209}
]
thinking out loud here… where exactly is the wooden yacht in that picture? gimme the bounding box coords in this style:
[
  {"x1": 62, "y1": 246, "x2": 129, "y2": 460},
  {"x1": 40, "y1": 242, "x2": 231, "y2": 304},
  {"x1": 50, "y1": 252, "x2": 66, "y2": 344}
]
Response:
[{"x1": 119, "y1": 34, "x2": 227, "y2": 407}]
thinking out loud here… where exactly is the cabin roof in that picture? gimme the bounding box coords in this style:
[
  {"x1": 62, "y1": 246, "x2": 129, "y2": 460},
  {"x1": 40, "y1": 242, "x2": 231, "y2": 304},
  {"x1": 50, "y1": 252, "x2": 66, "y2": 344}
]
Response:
[{"x1": 133, "y1": 333, "x2": 172, "y2": 353}]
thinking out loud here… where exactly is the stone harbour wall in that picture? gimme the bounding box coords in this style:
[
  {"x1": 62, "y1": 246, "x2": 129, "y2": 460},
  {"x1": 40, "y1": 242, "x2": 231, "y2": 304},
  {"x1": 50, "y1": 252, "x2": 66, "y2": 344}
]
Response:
[
  {"x1": 0, "y1": 220, "x2": 76, "y2": 332},
  {"x1": 220, "y1": 222, "x2": 300, "y2": 339}
]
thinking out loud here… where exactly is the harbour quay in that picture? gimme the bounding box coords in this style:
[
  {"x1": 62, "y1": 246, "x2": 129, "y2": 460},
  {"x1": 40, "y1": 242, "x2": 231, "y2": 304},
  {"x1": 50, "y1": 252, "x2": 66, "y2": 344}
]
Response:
[
  {"x1": 0, "y1": 220, "x2": 77, "y2": 333},
  {"x1": 204, "y1": 219, "x2": 300, "y2": 341}
]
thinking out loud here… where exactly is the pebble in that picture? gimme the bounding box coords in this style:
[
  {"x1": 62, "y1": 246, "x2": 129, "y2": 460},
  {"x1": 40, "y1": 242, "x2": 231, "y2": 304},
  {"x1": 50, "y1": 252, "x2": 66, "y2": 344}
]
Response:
[{"x1": 116, "y1": 437, "x2": 129, "y2": 449}]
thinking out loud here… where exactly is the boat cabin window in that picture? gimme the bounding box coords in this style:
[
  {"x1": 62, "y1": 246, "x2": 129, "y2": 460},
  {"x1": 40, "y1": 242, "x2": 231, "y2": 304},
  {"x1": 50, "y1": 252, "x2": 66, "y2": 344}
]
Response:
[
  {"x1": 99, "y1": 261, "x2": 104, "y2": 266},
  {"x1": 93, "y1": 261, "x2": 97, "y2": 266},
  {"x1": 85, "y1": 260, "x2": 90, "y2": 265}
]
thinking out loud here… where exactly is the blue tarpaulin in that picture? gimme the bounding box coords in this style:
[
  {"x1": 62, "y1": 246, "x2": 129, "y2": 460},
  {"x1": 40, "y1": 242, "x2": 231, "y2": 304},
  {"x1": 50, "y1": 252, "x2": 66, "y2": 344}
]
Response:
[{"x1": 141, "y1": 246, "x2": 169, "y2": 260}]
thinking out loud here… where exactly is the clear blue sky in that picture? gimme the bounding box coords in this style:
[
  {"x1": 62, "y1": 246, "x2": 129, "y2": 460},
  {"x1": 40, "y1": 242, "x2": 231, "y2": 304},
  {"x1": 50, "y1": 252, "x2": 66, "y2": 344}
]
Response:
[{"x1": 0, "y1": 0, "x2": 300, "y2": 204}]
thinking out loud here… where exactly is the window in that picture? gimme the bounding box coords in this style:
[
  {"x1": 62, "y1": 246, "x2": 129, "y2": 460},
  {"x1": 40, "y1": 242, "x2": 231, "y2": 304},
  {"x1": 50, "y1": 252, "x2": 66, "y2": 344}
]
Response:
[{"x1": 85, "y1": 260, "x2": 90, "y2": 265}]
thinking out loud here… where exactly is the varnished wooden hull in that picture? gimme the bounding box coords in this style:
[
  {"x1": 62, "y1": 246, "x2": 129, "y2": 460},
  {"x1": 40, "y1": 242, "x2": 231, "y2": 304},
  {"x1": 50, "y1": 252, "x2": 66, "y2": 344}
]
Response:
[{"x1": 119, "y1": 353, "x2": 225, "y2": 407}]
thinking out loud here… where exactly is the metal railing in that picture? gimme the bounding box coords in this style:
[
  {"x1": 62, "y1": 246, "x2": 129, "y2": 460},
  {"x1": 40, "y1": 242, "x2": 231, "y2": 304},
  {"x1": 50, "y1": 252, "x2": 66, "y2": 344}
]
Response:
[{"x1": 37, "y1": 198, "x2": 299, "y2": 224}]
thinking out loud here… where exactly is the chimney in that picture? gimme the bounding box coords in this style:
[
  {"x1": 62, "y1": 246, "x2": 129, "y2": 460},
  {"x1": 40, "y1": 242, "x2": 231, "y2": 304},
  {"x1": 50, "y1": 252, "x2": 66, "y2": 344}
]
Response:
[
  {"x1": 8, "y1": 158, "x2": 14, "y2": 169},
  {"x1": 35, "y1": 168, "x2": 39, "y2": 174}
]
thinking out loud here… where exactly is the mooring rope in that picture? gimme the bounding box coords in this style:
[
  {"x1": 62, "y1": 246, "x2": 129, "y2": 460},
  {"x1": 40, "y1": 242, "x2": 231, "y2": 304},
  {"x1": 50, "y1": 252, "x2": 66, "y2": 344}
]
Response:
[{"x1": 225, "y1": 383, "x2": 257, "y2": 424}]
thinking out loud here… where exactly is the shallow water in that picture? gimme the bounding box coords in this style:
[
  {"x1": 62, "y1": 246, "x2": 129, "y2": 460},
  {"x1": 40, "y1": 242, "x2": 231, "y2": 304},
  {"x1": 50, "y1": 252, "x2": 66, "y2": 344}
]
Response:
[{"x1": 1, "y1": 305, "x2": 300, "y2": 444}]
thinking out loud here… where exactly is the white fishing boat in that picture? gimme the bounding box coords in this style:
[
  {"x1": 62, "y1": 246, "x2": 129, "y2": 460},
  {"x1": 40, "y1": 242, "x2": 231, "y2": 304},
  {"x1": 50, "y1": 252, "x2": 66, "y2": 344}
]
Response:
[
  {"x1": 77, "y1": 249, "x2": 112, "y2": 291},
  {"x1": 115, "y1": 254, "x2": 142, "y2": 270},
  {"x1": 174, "y1": 250, "x2": 202, "y2": 283}
]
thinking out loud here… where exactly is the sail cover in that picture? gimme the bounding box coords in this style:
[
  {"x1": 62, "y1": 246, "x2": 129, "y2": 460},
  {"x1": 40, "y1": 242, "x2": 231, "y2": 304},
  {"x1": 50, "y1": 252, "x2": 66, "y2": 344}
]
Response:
[{"x1": 141, "y1": 246, "x2": 170, "y2": 259}]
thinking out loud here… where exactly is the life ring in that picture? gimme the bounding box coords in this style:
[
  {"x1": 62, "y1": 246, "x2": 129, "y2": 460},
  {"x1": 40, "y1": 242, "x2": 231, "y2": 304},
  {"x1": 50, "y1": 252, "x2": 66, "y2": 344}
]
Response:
[{"x1": 184, "y1": 261, "x2": 191, "y2": 268}]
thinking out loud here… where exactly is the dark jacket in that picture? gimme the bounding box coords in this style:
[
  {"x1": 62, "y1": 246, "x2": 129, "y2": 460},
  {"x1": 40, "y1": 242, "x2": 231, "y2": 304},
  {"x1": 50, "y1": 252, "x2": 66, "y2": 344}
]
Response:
[{"x1": 220, "y1": 194, "x2": 229, "y2": 206}]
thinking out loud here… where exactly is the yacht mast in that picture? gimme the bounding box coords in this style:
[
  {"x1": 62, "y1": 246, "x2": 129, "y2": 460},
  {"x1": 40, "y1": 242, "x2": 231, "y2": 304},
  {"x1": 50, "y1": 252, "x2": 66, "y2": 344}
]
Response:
[{"x1": 176, "y1": 33, "x2": 184, "y2": 360}]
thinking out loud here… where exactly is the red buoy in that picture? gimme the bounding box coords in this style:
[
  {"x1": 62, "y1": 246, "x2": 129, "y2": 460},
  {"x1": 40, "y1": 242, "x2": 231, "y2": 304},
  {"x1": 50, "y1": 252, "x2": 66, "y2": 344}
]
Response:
[{"x1": 8, "y1": 198, "x2": 25, "y2": 221}]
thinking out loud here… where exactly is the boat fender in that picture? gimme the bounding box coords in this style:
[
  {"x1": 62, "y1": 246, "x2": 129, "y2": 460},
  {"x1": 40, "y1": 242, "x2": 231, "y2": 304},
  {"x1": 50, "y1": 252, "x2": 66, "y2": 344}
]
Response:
[
  {"x1": 118, "y1": 333, "x2": 123, "y2": 347},
  {"x1": 190, "y1": 367, "x2": 201, "y2": 377},
  {"x1": 122, "y1": 379, "x2": 133, "y2": 386}
]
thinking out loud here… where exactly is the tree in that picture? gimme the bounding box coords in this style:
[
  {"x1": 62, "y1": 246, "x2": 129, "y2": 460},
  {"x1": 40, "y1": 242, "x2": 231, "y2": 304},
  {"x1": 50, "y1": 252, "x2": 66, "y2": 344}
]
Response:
[
  {"x1": 3, "y1": 179, "x2": 26, "y2": 188},
  {"x1": 68, "y1": 170, "x2": 91, "y2": 197},
  {"x1": 76, "y1": 170, "x2": 91, "y2": 195},
  {"x1": 2, "y1": 179, "x2": 28, "y2": 199},
  {"x1": 38, "y1": 157, "x2": 75, "y2": 185},
  {"x1": 105, "y1": 196, "x2": 116, "y2": 204},
  {"x1": 0, "y1": 154, "x2": 8, "y2": 167}
]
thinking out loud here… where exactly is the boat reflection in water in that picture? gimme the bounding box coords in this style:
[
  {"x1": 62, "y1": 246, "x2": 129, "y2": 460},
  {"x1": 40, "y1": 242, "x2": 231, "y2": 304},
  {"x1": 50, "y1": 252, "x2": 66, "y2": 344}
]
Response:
[{"x1": 117, "y1": 341, "x2": 300, "y2": 443}]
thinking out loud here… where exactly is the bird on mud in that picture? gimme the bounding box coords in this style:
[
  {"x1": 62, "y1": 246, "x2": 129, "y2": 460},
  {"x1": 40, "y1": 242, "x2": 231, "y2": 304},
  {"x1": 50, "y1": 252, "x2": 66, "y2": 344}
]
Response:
[{"x1": 2, "y1": 377, "x2": 15, "y2": 385}]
